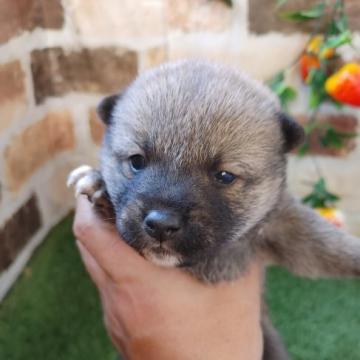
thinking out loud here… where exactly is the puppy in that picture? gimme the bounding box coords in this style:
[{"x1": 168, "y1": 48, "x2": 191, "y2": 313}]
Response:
[{"x1": 68, "y1": 60, "x2": 360, "y2": 359}]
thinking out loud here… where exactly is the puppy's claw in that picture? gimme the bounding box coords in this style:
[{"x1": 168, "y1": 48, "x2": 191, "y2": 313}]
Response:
[
  {"x1": 67, "y1": 165, "x2": 92, "y2": 188},
  {"x1": 74, "y1": 174, "x2": 101, "y2": 198},
  {"x1": 67, "y1": 165, "x2": 103, "y2": 199},
  {"x1": 67, "y1": 165, "x2": 115, "y2": 223}
]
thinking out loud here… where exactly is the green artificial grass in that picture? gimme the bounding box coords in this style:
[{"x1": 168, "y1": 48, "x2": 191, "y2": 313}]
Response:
[
  {"x1": 266, "y1": 268, "x2": 360, "y2": 360},
  {"x1": 0, "y1": 216, "x2": 117, "y2": 360},
  {"x1": 0, "y1": 215, "x2": 359, "y2": 359}
]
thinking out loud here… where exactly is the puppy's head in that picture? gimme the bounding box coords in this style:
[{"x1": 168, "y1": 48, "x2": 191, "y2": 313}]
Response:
[{"x1": 98, "y1": 60, "x2": 304, "y2": 267}]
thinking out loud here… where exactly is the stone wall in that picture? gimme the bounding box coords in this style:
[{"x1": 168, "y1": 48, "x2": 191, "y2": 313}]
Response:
[{"x1": 0, "y1": 0, "x2": 359, "y2": 300}]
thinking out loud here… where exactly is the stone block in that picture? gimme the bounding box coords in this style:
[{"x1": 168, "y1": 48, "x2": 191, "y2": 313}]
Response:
[
  {"x1": 4, "y1": 111, "x2": 75, "y2": 191},
  {"x1": 0, "y1": 195, "x2": 41, "y2": 271},
  {"x1": 0, "y1": 60, "x2": 27, "y2": 134},
  {"x1": 142, "y1": 46, "x2": 167, "y2": 70},
  {"x1": 0, "y1": 0, "x2": 64, "y2": 44},
  {"x1": 89, "y1": 108, "x2": 105, "y2": 145},
  {"x1": 64, "y1": 0, "x2": 165, "y2": 40},
  {"x1": 31, "y1": 47, "x2": 138, "y2": 104}
]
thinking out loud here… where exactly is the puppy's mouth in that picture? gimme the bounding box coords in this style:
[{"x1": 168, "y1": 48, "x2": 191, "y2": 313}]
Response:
[{"x1": 142, "y1": 245, "x2": 182, "y2": 267}]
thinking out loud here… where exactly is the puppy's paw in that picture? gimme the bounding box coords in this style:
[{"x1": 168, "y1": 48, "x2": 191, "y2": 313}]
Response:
[{"x1": 67, "y1": 165, "x2": 115, "y2": 223}]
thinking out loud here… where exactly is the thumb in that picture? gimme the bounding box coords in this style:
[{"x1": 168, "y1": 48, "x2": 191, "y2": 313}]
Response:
[{"x1": 73, "y1": 195, "x2": 151, "y2": 282}]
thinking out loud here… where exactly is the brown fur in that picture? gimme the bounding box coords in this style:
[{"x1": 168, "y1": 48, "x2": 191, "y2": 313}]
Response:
[{"x1": 68, "y1": 60, "x2": 360, "y2": 359}]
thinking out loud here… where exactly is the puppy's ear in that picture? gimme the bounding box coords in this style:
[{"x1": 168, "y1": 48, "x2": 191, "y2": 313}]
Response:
[
  {"x1": 97, "y1": 93, "x2": 121, "y2": 125},
  {"x1": 279, "y1": 113, "x2": 305, "y2": 152}
]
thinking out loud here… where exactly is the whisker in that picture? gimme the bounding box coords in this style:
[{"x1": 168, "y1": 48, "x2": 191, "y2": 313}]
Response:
[{"x1": 101, "y1": 216, "x2": 116, "y2": 222}]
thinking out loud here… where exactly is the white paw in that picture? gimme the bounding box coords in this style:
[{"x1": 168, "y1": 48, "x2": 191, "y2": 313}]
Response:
[
  {"x1": 67, "y1": 165, "x2": 93, "y2": 188},
  {"x1": 67, "y1": 165, "x2": 104, "y2": 198}
]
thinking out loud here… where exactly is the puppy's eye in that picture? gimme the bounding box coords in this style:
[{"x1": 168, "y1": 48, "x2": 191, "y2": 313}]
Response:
[
  {"x1": 214, "y1": 171, "x2": 236, "y2": 185},
  {"x1": 129, "y1": 154, "x2": 146, "y2": 172}
]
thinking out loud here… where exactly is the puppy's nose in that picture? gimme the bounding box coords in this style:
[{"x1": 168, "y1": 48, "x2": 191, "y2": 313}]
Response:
[{"x1": 144, "y1": 210, "x2": 181, "y2": 240}]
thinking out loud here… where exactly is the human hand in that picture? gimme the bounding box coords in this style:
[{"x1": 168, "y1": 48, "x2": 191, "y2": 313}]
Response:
[{"x1": 73, "y1": 195, "x2": 263, "y2": 360}]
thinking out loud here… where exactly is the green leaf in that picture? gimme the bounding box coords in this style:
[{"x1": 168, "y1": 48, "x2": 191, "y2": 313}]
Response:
[
  {"x1": 267, "y1": 72, "x2": 297, "y2": 110},
  {"x1": 334, "y1": 0, "x2": 344, "y2": 11},
  {"x1": 323, "y1": 30, "x2": 352, "y2": 49},
  {"x1": 307, "y1": 68, "x2": 328, "y2": 109},
  {"x1": 308, "y1": 67, "x2": 327, "y2": 87},
  {"x1": 326, "y1": 0, "x2": 349, "y2": 36},
  {"x1": 309, "y1": 88, "x2": 322, "y2": 109},
  {"x1": 220, "y1": 0, "x2": 233, "y2": 7},
  {"x1": 320, "y1": 127, "x2": 358, "y2": 149},
  {"x1": 303, "y1": 121, "x2": 320, "y2": 135},
  {"x1": 320, "y1": 128, "x2": 343, "y2": 148},
  {"x1": 297, "y1": 141, "x2": 310, "y2": 156},
  {"x1": 335, "y1": 14, "x2": 348, "y2": 33},
  {"x1": 302, "y1": 177, "x2": 340, "y2": 208},
  {"x1": 281, "y1": 2, "x2": 325, "y2": 21},
  {"x1": 326, "y1": 15, "x2": 348, "y2": 36},
  {"x1": 267, "y1": 71, "x2": 285, "y2": 88},
  {"x1": 280, "y1": 87, "x2": 297, "y2": 108}
]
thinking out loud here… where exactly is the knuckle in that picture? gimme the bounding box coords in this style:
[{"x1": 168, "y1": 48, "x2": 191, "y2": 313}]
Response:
[{"x1": 73, "y1": 219, "x2": 94, "y2": 240}]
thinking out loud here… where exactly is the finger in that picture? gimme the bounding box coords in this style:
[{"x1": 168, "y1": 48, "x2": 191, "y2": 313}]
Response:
[
  {"x1": 73, "y1": 195, "x2": 151, "y2": 281},
  {"x1": 76, "y1": 240, "x2": 108, "y2": 288}
]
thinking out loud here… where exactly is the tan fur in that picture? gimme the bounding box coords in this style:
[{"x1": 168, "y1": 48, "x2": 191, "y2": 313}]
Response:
[{"x1": 68, "y1": 60, "x2": 359, "y2": 360}]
